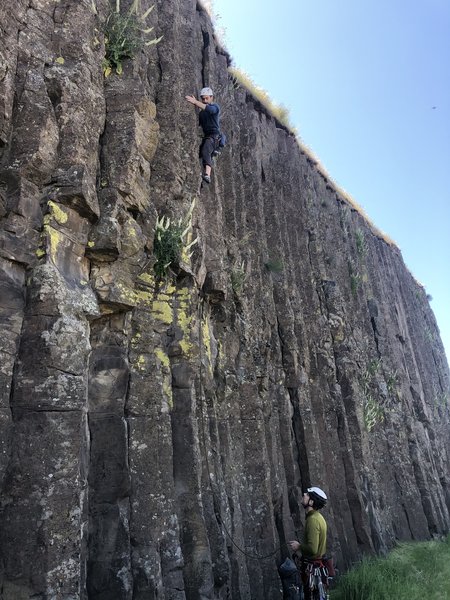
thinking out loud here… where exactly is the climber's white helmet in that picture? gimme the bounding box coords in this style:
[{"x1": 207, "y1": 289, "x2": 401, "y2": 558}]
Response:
[
  {"x1": 200, "y1": 87, "x2": 214, "y2": 97},
  {"x1": 306, "y1": 487, "x2": 327, "y2": 508}
]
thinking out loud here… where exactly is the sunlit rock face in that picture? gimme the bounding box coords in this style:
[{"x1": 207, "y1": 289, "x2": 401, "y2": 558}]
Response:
[{"x1": 0, "y1": 1, "x2": 449, "y2": 598}]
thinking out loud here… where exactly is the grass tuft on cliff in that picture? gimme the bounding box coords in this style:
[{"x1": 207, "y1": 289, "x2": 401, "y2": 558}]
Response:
[
  {"x1": 103, "y1": 0, "x2": 162, "y2": 76},
  {"x1": 229, "y1": 67, "x2": 296, "y2": 132},
  {"x1": 153, "y1": 200, "x2": 198, "y2": 279},
  {"x1": 331, "y1": 536, "x2": 450, "y2": 600}
]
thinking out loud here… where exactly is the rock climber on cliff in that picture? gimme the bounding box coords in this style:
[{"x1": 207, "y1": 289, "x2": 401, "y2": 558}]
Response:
[
  {"x1": 185, "y1": 87, "x2": 221, "y2": 184},
  {"x1": 289, "y1": 487, "x2": 331, "y2": 600}
]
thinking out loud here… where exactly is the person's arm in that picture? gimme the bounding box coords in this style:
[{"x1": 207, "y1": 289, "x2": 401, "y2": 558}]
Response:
[{"x1": 185, "y1": 95, "x2": 206, "y2": 109}]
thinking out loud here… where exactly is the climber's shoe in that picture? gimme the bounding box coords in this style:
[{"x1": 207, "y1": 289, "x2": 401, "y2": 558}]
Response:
[{"x1": 202, "y1": 174, "x2": 211, "y2": 184}]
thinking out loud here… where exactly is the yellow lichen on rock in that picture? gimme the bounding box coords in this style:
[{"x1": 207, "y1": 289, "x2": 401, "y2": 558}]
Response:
[
  {"x1": 177, "y1": 287, "x2": 190, "y2": 300},
  {"x1": 152, "y1": 299, "x2": 173, "y2": 325},
  {"x1": 134, "y1": 354, "x2": 147, "y2": 373},
  {"x1": 138, "y1": 272, "x2": 155, "y2": 286},
  {"x1": 115, "y1": 282, "x2": 139, "y2": 306},
  {"x1": 165, "y1": 283, "x2": 177, "y2": 296},
  {"x1": 217, "y1": 339, "x2": 225, "y2": 371},
  {"x1": 48, "y1": 200, "x2": 69, "y2": 225},
  {"x1": 151, "y1": 284, "x2": 178, "y2": 323},
  {"x1": 162, "y1": 379, "x2": 173, "y2": 410},
  {"x1": 178, "y1": 305, "x2": 194, "y2": 356},
  {"x1": 114, "y1": 282, "x2": 155, "y2": 309},
  {"x1": 201, "y1": 312, "x2": 213, "y2": 372},
  {"x1": 155, "y1": 348, "x2": 170, "y2": 369},
  {"x1": 44, "y1": 225, "x2": 62, "y2": 263},
  {"x1": 131, "y1": 333, "x2": 141, "y2": 348},
  {"x1": 155, "y1": 348, "x2": 173, "y2": 410}
]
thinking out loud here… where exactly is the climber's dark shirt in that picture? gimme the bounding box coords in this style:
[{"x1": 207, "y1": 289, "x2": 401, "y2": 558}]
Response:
[{"x1": 199, "y1": 103, "x2": 220, "y2": 136}]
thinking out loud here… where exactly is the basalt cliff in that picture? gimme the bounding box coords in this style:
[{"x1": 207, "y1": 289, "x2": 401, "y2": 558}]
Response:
[{"x1": 0, "y1": 1, "x2": 449, "y2": 598}]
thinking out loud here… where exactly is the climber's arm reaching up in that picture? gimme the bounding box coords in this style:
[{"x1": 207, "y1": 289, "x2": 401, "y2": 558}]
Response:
[{"x1": 185, "y1": 95, "x2": 206, "y2": 109}]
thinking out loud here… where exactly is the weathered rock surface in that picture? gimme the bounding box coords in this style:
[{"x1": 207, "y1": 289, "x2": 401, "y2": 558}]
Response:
[{"x1": 0, "y1": 1, "x2": 449, "y2": 598}]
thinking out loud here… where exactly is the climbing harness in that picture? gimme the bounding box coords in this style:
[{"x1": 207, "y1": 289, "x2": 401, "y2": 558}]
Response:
[
  {"x1": 301, "y1": 557, "x2": 331, "y2": 600},
  {"x1": 200, "y1": 133, "x2": 222, "y2": 160},
  {"x1": 198, "y1": 131, "x2": 226, "y2": 190}
]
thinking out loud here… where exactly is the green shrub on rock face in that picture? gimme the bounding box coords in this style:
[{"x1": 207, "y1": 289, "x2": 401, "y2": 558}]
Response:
[
  {"x1": 348, "y1": 259, "x2": 362, "y2": 297},
  {"x1": 350, "y1": 272, "x2": 361, "y2": 296},
  {"x1": 153, "y1": 218, "x2": 184, "y2": 279},
  {"x1": 386, "y1": 370, "x2": 398, "y2": 394},
  {"x1": 103, "y1": 0, "x2": 162, "y2": 76},
  {"x1": 231, "y1": 261, "x2": 246, "y2": 294},
  {"x1": 355, "y1": 229, "x2": 368, "y2": 257},
  {"x1": 103, "y1": 10, "x2": 141, "y2": 75},
  {"x1": 153, "y1": 200, "x2": 197, "y2": 279},
  {"x1": 264, "y1": 257, "x2": 284, "y2": 273},
  {"x1": 363, "y1": 394, "x2": 384, "y2": 432},
  {"x1": 360, "y1": 359, "x2": 385, "y2": 432}
]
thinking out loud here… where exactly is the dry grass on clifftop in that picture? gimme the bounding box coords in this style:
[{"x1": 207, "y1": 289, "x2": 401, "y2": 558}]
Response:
[{"x1": 229, "y1": 67, "x2": 397, "y2": 248}]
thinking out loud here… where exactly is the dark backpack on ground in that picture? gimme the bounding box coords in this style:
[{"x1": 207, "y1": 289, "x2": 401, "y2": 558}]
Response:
[{"x1": 279, "y1": 558, "x2": 302, "y2": 600}]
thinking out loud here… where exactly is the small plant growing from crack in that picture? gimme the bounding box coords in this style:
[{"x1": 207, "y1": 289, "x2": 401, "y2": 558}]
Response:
[
  {"x1": 355, "y1": 229, "x2": 368, "y2": 257},
  {"x1": 432, "y1": 390, "x2": 450, "y2": 415},
  {"x1": 103, "y1": 0, "x2": 162, "y2": 76},
  {"x1": 348, "y1": 259, "x2": 363, "y2": 297},
  {"x1": 386, "y1": 369, "x2": 398, "y2": 395},
  {"x1": 360, "y1": 358, "x2": 402, "y2": 430},
  {"x1": 363, "y1": 393, "x2": 384, "y2": 432},
  {"x1": 231, "y1": 260, "x2": 247, "y2": 294},
  {"x1": 153, "y1": 199, "x2": 198, "y2": 279},
  {"x1": 265, "y1": 256, "x2": 284, "y2": 273},
  {"x1": 350, "y1": 272, "x2": 362, "y2": 296},
  {"x1": 360, "y1": 358, "x2": 385, "y2": 432}
]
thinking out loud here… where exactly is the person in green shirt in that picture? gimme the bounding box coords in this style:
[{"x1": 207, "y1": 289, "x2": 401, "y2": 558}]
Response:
[{"x1": 289, "y1": 487, "x2": 328, "y2": 600}]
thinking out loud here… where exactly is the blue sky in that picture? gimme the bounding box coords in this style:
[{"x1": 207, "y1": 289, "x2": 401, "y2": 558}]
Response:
[{"x1": 210, "y1": 0, "x2": 450, "y2": 363}]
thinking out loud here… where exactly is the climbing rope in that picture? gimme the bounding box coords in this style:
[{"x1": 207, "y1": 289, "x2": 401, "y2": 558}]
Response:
[{"x1": 196, "y1": 297, "x2": 282, "y2": 561}]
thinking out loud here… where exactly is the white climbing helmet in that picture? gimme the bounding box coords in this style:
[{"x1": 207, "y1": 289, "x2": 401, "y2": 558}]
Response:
[
  {"x1": 200, "y1": 87, "x2": 214, "y2": 97},
  {"x1": 307, "y1": 487, "x2": 328, "y2": 508}
]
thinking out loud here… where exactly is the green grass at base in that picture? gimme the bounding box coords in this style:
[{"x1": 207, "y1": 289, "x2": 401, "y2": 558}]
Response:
[{"x1": 331, "y1": 536, "x2": 450, "y2": 600}]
